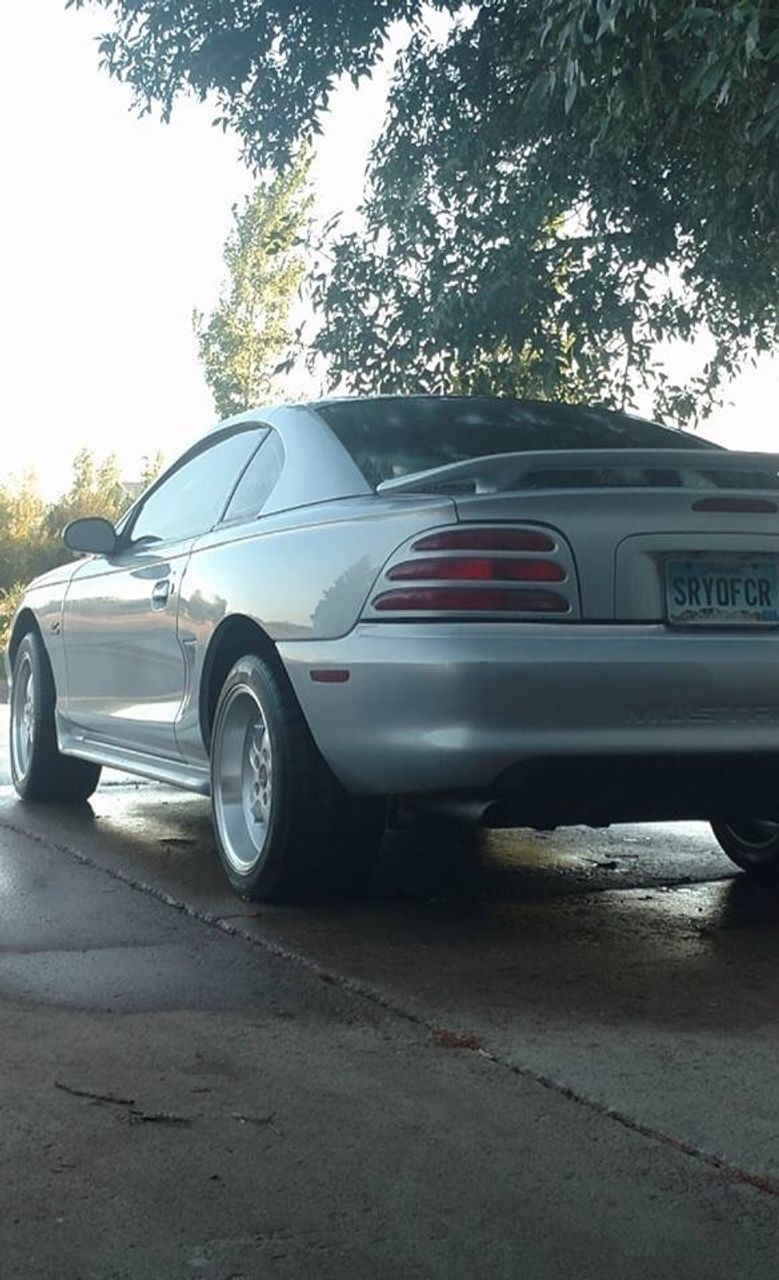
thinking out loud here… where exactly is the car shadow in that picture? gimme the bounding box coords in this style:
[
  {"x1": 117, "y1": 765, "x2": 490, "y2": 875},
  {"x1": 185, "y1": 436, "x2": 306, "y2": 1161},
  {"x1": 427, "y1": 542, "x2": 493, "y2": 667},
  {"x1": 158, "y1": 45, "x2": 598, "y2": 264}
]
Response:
[{"x1": 8, "y1": 784, "x2": 779, "y2": 1037}]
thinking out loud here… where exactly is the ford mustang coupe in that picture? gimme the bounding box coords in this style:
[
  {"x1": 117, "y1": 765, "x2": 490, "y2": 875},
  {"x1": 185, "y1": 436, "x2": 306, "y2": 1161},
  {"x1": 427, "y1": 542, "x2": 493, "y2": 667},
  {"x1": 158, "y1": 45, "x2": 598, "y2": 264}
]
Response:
[{"x1": 7, "y1": 396, "x2": 779, "y2": 899}]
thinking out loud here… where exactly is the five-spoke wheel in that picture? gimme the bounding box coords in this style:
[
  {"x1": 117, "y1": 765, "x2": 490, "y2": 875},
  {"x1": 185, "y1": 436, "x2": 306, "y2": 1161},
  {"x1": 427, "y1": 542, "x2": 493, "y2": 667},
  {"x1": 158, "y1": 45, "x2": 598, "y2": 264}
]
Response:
[
  {"x1": 210, "y1": 652, "x2": 385, "y2": 901},
  {"x1": 212, "y1": 681, "x2": 275, "y2": 877},
  {"x1": 10, "y1": 650, "x2": 36, "y2": 783}
]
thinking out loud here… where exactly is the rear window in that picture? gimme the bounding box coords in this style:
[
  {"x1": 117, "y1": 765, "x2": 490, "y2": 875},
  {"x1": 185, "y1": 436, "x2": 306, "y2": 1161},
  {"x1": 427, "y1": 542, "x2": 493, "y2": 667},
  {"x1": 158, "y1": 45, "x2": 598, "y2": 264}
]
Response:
[{"x1": 316, "y1": 397, "x2": 717, "y2": 488}]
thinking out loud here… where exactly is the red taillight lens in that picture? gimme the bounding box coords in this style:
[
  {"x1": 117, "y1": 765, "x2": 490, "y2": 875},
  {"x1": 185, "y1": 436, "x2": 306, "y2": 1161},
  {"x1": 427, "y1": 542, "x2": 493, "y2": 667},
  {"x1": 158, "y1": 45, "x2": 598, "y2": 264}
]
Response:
[
  {"x1": 387, "y1": 557, "x2": 565, "y2": 583},
  {"x1": 413, "y1": 529, "x2": 554, "y2": 552},
  {"x1": 372, "y1": 588, "x2": 569, "y2": 613},
  {"x1": 369, "y1": 524, "x2": 574, "y2": 618}
]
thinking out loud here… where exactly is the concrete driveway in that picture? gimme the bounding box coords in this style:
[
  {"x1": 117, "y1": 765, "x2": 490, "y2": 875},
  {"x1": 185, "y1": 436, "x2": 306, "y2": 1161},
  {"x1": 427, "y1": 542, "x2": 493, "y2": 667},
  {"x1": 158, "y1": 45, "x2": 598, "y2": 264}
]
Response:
[{"x1": 2, "y1": 702, "x2": 779, "y2": 1276}]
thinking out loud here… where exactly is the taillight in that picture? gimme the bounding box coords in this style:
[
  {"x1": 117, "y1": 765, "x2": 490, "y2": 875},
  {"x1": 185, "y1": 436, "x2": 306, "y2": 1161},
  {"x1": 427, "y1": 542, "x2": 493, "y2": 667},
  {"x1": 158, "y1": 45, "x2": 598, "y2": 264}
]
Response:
[
  {"x1": 387, "y1": 557, "x2": 565, "y2": 582},
  {"x1": 365, "y1": 524, "x2": 579, "y2": 619},
  {"x1": 373, "y1": 588, "x2": 569, "y2": 613},
  {"x1": 413, "y1": 529, "x2": 555, "y2": 552}
]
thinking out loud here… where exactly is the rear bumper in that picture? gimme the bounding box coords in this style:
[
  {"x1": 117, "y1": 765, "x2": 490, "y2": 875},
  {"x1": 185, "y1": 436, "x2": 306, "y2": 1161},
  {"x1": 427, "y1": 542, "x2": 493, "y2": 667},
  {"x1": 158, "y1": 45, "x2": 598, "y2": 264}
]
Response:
[{"x1": 279, "y1": 622, "x2": 779, "y2": 812}]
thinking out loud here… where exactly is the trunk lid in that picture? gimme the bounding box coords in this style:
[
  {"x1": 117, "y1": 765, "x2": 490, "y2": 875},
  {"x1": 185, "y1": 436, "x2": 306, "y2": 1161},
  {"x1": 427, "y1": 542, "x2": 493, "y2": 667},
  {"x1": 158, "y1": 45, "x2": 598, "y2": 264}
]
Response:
[{"x1": 380, "y1": 449, "x2": 779, "y2": 622}]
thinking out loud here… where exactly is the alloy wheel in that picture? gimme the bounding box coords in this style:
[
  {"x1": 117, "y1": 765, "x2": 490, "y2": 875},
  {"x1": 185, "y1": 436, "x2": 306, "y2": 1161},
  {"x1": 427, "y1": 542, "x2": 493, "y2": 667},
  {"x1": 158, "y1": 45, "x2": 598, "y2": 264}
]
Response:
[
  {"x1": 212, "y1": 682, "x2": 274, "y2": 875},
  {"x1": 10, "y1": 654, "x2": 35, "y2": 781}
]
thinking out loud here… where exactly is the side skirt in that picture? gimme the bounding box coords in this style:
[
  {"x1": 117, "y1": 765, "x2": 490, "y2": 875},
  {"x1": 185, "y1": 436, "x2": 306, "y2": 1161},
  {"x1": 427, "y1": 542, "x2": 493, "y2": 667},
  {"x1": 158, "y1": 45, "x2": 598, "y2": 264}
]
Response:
[{"x1": 57, "y1": 727, "x2": 211, "y2": 796}]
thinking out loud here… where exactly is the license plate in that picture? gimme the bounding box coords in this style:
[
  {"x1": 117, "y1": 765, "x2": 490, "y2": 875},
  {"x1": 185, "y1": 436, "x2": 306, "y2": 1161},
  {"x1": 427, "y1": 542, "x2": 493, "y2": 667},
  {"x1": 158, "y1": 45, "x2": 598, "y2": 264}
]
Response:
[{"x1": 666, "y1": 558, "x2": 779, "y2": 625}]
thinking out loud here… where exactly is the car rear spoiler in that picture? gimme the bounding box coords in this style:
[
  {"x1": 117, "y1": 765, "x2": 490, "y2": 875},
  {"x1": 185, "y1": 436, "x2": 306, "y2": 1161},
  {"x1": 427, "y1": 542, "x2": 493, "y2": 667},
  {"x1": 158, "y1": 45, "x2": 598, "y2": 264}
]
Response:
[{"x1": 376, "y1": 449, "x2": 779, "y2": 496}]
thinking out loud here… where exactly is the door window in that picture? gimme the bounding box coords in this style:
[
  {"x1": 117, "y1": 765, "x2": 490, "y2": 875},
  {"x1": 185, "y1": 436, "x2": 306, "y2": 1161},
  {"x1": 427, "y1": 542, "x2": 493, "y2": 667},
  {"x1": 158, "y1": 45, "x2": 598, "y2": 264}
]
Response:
[
  {"x1": 222, "y1": 431, "x2": 285, "y2": 524},
  {"x1": 127, "y1": 428, "x2": 264, "y2": 546}
]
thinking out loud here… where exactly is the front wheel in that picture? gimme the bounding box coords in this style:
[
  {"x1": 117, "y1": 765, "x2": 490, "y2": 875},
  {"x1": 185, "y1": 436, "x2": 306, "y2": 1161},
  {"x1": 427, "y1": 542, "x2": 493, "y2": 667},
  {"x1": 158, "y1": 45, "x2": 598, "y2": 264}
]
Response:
[
  {"x1": 210, "y1": 653, "x2": 386, "y2": 901},
  {"x1": 710, "y1": 819, "x2": 779, "y2": 880},
  {"x1": 10, "y1": 632, "x2": 101, "y2": 803}
]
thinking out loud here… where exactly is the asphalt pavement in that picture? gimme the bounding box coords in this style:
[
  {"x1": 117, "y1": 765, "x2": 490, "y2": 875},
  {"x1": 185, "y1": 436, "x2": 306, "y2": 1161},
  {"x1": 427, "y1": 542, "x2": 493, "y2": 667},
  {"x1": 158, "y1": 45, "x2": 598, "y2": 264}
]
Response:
[{"x1": 2, "y1": 704, "x2": 779, "y2": 1277}]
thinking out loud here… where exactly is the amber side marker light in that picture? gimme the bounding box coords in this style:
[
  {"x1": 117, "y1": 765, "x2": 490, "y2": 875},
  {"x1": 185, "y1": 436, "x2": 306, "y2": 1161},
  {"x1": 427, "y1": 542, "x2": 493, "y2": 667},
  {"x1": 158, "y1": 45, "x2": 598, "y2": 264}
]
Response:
[{"x1": 310, "y1": 669, "x2": 351, "y2": 683}]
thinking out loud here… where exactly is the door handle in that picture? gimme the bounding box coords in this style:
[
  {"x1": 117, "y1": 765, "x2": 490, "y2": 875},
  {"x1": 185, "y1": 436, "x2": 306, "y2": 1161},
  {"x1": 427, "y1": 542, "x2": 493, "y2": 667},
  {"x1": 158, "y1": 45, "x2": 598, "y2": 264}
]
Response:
[{"x1": 151, "y1": 579, "x2": 172, "y2": 610}]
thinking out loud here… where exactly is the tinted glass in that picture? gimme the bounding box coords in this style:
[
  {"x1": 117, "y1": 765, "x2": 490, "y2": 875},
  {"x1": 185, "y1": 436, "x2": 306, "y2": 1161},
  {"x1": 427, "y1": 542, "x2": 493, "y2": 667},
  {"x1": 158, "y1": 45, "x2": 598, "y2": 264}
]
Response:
[
  {"x1": 318, "y1": 397, "x2": 718, "y2": 488},
  {"x1": 222, "y1": 431, "x2": 284, "y2": 524},
  {"x1": 129, "y1": 428, "x2": 263, "y2": 545}
]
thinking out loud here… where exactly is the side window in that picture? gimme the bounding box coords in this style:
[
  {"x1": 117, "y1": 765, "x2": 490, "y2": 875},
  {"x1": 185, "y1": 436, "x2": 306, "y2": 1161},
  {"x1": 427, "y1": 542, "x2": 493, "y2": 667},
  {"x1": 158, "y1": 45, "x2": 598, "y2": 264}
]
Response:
[
  {"x1": 222, "y1": 430, "x2": 284, "y2": 524},
  {"x1": 128, "y1": 428, "x2": 263, "y2": 545}
]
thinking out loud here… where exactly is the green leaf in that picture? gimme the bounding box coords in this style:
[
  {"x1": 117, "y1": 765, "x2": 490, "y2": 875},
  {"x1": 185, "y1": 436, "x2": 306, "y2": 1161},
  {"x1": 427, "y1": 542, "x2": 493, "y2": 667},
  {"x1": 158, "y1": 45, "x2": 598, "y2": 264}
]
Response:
[
  {"x1": 745, "y1": 15, "x2": 759, "y2": 59},
  {"x1": 696, "y1": 60, "x2": 724, "y2": 103},
  {"x1": 68, "y1": 0, "x2": 779, "y2": 424}
]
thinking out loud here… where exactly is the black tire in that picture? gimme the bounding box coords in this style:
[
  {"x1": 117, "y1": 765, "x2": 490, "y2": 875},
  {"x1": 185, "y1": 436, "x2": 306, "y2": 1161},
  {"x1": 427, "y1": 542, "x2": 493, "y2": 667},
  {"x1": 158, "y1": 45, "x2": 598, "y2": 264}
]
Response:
[
  {"x1": 710, "y1": 819, "x2": 779, "y2": 880},
  {"x1": 9, "y1": 631, "x2": 101, "y2": 803},
  {"x1": 209, "y1": 653, "x2": 386, "y2": 901}
]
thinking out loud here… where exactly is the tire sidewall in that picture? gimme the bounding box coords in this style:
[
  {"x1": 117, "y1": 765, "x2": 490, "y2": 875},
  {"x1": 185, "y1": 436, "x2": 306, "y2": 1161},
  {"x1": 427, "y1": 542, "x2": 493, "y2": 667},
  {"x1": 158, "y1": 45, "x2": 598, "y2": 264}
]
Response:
[
  {"x1": 9, "y1": 630, "x2": 101, "y2": 804},
  {"x1": 711, "y1": 819, "x2": 779, "y2": 879},
  {"x1": 210, "y1": 654, "x2": 295, "y2": 897},
  {"x1": 10, "y1": 633, "x2": 50, "y2": 797}
]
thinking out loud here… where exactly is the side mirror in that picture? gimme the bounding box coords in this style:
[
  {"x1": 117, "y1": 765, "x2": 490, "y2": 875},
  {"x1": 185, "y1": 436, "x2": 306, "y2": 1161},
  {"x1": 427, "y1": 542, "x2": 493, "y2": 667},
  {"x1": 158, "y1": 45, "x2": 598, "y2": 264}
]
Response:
[{"x1": 63, "y1": 517, "x2": 117, "y2": 556}]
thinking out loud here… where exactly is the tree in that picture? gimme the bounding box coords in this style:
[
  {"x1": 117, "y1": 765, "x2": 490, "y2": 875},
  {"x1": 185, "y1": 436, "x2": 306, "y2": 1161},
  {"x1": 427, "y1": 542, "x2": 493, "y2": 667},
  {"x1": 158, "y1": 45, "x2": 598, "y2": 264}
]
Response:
[
  {"x1": 193, "y1": 158, "x2": 313, "y2": 418},
  {"x1": 139, "y1": 450, "x2": 165, "y2": 489},
  {"x1": 72, "y1": 0, "x2": 778, "y2": 419},
  {"x1": 0, "y1": 472, "x2": 46, "y2": 546},
  {"x1": 68, "y1": 0, "x2": 424, "y2": 168},
  {"x1": 45, "y1": 448, "x2": 128, "y2": 537},
  {"x1": 0, "y1": 449, "x2": 164, "y2": 650},
  {"x1": 0, "y1": 582, "x2": 25, "y2": 654},
  {"x1": 318, "y1": 0, "x2": 779, "y2": 419},
  {"x1": 0, "y1": 473, "x2": 55, "y2": 592}
]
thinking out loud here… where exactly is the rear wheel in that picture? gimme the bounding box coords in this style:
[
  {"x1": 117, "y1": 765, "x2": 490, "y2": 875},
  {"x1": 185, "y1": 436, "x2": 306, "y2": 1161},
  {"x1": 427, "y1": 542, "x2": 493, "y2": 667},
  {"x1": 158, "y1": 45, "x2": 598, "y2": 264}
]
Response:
[
  {"x1": 710, "y1": 819, "x2": 779, "y2": 880},
  {"x1": 10, "y1": 632, "x2": 101, "y2": 803},
  {"x1": 210, "y1": 653, "x2": 386, "y2": 901}
]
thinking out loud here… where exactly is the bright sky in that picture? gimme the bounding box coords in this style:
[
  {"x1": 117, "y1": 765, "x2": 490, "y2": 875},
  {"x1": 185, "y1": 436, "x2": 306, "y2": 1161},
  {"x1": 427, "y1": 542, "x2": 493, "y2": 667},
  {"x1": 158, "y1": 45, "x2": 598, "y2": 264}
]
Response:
[{"x1": 0, "y1": 0, "x2": 776, "y2": 498}]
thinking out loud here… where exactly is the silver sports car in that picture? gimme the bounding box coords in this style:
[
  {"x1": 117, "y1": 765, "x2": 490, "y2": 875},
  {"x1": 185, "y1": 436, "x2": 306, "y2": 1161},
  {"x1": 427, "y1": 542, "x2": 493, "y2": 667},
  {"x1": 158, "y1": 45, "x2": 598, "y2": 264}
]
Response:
[{"x1": 7, "y1": 396, "x2": 779, "y2": 899}]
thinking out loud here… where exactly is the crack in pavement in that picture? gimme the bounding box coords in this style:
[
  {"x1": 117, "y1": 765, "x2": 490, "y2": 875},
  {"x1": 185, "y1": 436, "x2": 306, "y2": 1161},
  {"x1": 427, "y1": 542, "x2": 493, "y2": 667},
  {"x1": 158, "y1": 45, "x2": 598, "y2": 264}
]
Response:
[
  {"x1": 2, "y1": 809, "x2": 776, "y2": 1201},
  {"x1": 54, "y1": 1080, "x2": 192, "y2": 1125}
]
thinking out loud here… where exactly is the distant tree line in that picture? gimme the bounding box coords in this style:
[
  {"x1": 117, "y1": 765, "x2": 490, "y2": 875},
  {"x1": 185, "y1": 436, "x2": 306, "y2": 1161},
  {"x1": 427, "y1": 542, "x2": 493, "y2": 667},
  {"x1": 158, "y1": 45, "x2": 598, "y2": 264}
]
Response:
[{"x1": 0, "y1": 448, "x2": 163, "y2": 650}]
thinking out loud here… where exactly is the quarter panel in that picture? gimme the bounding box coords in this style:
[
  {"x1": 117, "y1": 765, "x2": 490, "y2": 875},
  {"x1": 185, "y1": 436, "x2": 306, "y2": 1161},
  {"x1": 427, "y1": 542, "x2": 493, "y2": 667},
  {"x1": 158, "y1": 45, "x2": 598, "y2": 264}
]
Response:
[{"x1": 174, "y1": 495, "x2": 457, "y2": 763}]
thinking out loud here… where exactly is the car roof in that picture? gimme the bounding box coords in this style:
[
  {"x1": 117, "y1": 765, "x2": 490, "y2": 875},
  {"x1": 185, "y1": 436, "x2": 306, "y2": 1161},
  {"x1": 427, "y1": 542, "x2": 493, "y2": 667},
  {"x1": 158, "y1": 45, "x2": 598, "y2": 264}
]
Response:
[{"x1": 212, "y1": 393, "x2": 694, "y2": 441}]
